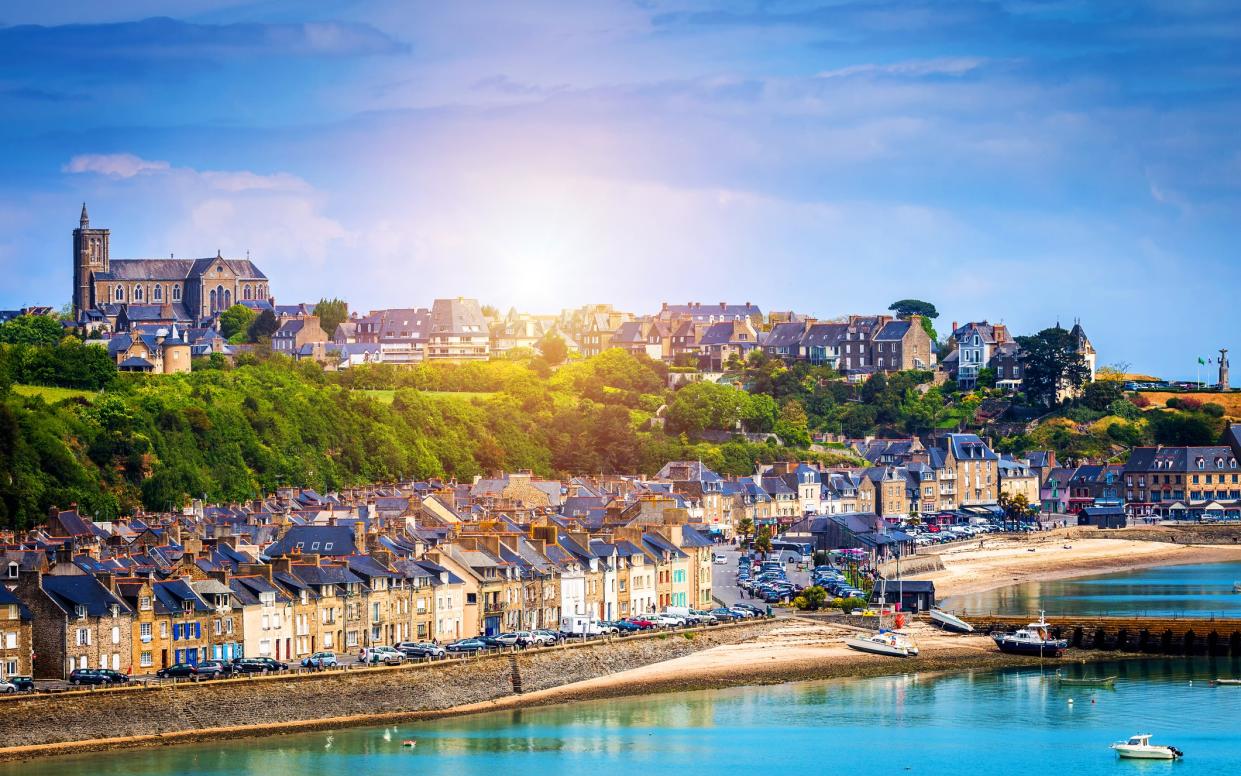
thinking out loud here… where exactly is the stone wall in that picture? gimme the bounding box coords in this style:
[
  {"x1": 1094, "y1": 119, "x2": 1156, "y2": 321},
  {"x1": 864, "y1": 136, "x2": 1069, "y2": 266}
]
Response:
[
  {"x1": 1066, "y1": 525, "x2": 1241, "y2": 545},
  {"x1": 0, "y1": 619, "x2": 775, "y2": 754}
]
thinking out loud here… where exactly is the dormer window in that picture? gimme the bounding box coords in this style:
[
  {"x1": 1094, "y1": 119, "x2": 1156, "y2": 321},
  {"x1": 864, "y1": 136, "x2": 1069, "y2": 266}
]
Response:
[
  {"x1": 75, "y1": 604, "x2": 88, "y2": 619},
  {"x1": 6, "y1": 562, "x2": 17, "y2": 579},
  {"x1": 1197, "y1": 458, "x2": 1205, "y2": 469},
  {"x1": 183, "y1": 600, "x2": 193, "y2": 613}
]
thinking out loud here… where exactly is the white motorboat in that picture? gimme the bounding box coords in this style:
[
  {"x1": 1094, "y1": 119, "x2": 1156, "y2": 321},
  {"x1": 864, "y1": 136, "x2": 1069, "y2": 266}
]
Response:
[
  {"x1": 1110, "y1": 734, "x2": 1183, "y2": 760},
  {"x1": 845, "y1": 630, "x2": 920, "y2": 657},
  {"x1": 928, "y1": 608, "x2": 974, "y2": 633},
  {"x1": 992, "y1": 612, "x2": 1068, "y2": 657}
]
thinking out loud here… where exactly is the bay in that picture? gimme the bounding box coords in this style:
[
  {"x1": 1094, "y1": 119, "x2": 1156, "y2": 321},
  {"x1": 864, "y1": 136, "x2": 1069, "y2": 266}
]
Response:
[
  {"x1": 942, "y1": 561, "x2": 1241, "y2": 618},
  {"x1": 8, "y1": 658, "x2": 1241, "y2": 775}
]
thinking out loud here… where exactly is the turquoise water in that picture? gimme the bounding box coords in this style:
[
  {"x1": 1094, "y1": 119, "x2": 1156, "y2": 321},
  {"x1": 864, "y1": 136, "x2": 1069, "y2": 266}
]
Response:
[
  {"x1": 942, "y1": 562, "x2": 1241, "y2": 618},
  {"x1": 8, "y1": 659, "x2": 1241, "y2": 775}
]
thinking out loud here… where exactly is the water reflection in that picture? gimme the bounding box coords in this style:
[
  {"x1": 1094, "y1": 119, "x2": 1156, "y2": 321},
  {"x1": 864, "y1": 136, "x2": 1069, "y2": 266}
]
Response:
[{"x1": 943, "y1": 562, "x2": 1241, "y2": 618}]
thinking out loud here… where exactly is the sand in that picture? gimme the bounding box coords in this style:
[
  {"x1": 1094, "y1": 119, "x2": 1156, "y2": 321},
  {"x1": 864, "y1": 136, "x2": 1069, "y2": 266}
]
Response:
[{"x1": 907, "y1": 531, "x2": 1241, "y2": 599}]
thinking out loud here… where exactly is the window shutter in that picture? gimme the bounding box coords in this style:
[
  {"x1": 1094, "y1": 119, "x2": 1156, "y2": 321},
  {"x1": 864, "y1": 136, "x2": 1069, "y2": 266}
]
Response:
[{"x1": 195, "y1": 622, "x2": 201, "y2": 639}]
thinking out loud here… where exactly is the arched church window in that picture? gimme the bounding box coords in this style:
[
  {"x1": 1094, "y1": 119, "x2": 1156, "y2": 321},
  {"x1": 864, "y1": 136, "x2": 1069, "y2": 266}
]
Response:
[
  {"x1": 134, "y1": 285, "x2": 144, "y2": 302},
  {"x1": 172, "y1": 285, "x2": 181, "y2": 301},
  {"x1": 210, "y1": 289, "x2": 218, "y2": 312},
  {"x1": 153, "y1": 285, "x2": 162, "y2": 301},
  {"x1": 224, "y1": 289, "x2": 231, "y2": 308},
  {"x1": 115, "y1": 286, "x2": 124, "y2": 302},
  {"x1": 244, "y1": 285, "x2": 252, "y2": 301}
]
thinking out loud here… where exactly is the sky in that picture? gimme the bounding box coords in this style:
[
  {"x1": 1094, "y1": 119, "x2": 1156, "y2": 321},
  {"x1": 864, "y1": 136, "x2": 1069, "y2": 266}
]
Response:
[{"x1": 2, "y1": 1, "x2": 1239, "y2": 378}]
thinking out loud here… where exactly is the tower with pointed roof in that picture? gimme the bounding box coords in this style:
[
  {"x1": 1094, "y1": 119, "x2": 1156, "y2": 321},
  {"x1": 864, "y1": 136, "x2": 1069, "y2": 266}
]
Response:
[{"x1": 72, "y1": 202, "x2": 110, "y2": 320}]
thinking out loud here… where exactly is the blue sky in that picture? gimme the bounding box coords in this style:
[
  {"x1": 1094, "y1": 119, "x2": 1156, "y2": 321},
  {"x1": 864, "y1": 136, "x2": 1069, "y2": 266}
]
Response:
[{"x1": 2, "y1": 1, "x2": 1239, "y2": 378}]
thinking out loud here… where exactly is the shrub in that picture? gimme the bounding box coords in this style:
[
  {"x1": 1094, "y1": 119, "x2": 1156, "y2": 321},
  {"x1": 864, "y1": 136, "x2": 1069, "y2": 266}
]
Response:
[{"x1": 1203, "y1": 402, "x2": 1225, "y2": 418}]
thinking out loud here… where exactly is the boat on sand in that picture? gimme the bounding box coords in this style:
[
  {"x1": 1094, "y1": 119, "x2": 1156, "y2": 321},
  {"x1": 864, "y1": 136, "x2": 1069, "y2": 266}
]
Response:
[
  {"x1": 845, "y1": 630, "x2": 919, "y2": 657},
  {"x1": 928, "y1": 608, "x2": 974, "y2": 633}
]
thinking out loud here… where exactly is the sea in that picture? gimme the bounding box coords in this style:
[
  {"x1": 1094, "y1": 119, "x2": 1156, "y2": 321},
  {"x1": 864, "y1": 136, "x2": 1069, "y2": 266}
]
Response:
[
  {"x1": 7, "y1": 658, "x2": 1241, "y2": 775},
  {"x1": 941, "y1": 561, "x2": 1241, "y2": 618}
]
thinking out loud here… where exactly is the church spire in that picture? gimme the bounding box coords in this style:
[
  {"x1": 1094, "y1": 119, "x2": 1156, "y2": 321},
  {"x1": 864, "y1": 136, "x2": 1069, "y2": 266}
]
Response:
[{"x1": 80, "y1": 202, "x2": 89, "y2": 228}]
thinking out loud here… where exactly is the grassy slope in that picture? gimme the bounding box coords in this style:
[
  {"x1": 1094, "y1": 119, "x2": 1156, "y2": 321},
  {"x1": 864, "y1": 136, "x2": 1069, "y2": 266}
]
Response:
[
  {"x1": 11, "y1": 384, "x2": 100, "y2": 403},
  {"x1": 359, "y1": 389, "x2": 497, "y2": 404}
]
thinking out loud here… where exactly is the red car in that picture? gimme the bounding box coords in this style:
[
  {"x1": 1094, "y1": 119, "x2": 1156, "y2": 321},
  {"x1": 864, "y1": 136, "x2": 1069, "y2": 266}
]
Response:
[{"x1": 626, "y1": 617, "x2": 656, "y2": 630}]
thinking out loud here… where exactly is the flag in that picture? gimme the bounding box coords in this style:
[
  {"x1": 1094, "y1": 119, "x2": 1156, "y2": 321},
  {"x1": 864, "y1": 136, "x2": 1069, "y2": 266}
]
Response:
[{"x1": 1198, "y1": 357, "x2": 1206, "y2": 365}]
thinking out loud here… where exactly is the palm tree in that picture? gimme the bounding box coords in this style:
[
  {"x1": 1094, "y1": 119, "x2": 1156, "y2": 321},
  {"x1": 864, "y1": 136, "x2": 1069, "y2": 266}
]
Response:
[
  {"x1": 736, "y1": 517, "x2": 755, "y2": 547},
  {"x1": 753, "y1": 527, "x2": 773, "y2": 559}
]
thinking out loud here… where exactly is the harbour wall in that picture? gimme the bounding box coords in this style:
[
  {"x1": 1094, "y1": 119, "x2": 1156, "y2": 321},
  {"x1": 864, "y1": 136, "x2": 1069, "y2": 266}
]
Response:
[
  {"x1": 1066, "y1": 525, "x2": 1241, "y2": 545},
  {"x1": 0, "y1": 619, "x2": 776, "y2": 758}
]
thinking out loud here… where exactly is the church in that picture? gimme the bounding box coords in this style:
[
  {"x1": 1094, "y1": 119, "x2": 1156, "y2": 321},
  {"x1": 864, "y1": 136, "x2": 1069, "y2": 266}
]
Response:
[{"x1": 72, "y1": 204, "x2": 270, "y2": 327}]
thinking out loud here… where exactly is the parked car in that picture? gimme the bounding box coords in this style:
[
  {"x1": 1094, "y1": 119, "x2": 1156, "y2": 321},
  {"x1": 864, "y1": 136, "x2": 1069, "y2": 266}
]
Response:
[
  {"x1": 493, "y1": 632, "x2": 524, "y2": 647},
  {"x1": 446, "y1": 638, "x2": 488, "y2": 654},
  {"x1": 231, "y1": 657, "x2": 288, "y2": 674},
  {"x1": 301, "y1": 651, "x2": 338, "y2": 669},
  {"x1": 607, "y1": 619, "x2": 640, "y2": 633},
  {"x1": 196, "y1": 660, "x2": 233, "y2": 678},
  {"x1": 532, "y1": 629, "x2": 562, "y2": 645},
  {"x1": 360, "y1": 646, "x2": 405, "y2": 665},
  {"x1": 69, "y1": 668, "x2": 129, "y2": 686},
  {"x1": 625, "y1": 617, "x2": 656, "y2": 630},
  {"x1": 0, "y1": 680, "x2": 17, "y2": 693},
  {"x1": 156, "y1": 663, "x2": 199, "y2": 679},
  {"x1": 5, "y1": 676, "x2": 33, "y2": 692},
  {"x1": 397, "y1": 642, "x2": 447, "y2": 659}
]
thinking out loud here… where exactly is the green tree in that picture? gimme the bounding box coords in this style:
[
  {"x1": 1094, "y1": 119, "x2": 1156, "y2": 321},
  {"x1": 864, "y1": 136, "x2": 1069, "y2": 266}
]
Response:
[
  {"x1": 801, "y1": 585, "x2": 828, "y2": 610},
  {"x1": 1082, "y1": 379, "x2": 1124, "y2": 411},
  {"x1": 218, "y1": 305, "x2": 256, "y2": 340},
  {"x1": 247, "y1": 309, "x2": 279, "y2": 341},
  {"x1": 753, "y1": 527, "x2": 772, "y2": 558},
  {"x1": 538, "y1": 333, "x2": 568, "y2": 365},
  {"x1": 889, "y1": 299, "x2": 939, "y2": 342},
  {"x1": 736, "y1": 516, "x2": 755, "y2": 544},
  {"x1": 1017, "y1": 326, "x2": 1091, "y2": 406},
  {"x1": 976, "y1": 367, "x2": 996, "y2": 389},
  {"x1": 315, "y1": 298, "x2": 348, "y2": 336},
  {"x1": 0, "y1": 315, "x2": 64, "y2": 347}
]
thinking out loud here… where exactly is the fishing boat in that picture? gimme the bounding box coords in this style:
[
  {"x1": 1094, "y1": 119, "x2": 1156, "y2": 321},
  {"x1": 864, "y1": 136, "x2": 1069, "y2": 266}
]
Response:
[
  {"x1": 402, "y1": 739, "x2": 417, "y2": 748},
  {"x1": 1212, "y1": 678, "x2": 1241, "y2": 686},
  {"x1": 992, "y1": 612, "x2": 1068, "y2": 657},
  {"x1": 928, "y1": 608, "x2": 974, "y2": 633},
  {"x1": 1110, "y1": 734, "x2": 1183, "y2": 760},
  {"x1": 1057, "y1": 675, "x2": 1116, "y2": 687},
  {"x1": 845, "y1": 630, "x2": 920, "y2": 657}
]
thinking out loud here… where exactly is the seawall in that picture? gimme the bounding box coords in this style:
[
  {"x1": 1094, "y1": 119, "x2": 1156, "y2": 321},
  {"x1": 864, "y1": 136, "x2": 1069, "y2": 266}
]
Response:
[
  {"x1": 0, "y1": 619, "x2": 776, "y2": 760},
  {"x1": 1066, "y1": 525, "x2": 1241, "y2": 545}
]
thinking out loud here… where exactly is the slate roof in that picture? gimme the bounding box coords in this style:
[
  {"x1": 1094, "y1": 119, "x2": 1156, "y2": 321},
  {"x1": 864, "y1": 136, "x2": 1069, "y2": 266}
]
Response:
[
  {"x1": 264, "y1": 525, "x2": 357, "y2": 557},
  {"x1": 95, "y1": 257, "x2": 266, "y2": 281},
  {"x1": 873, "y1": 320, "x2": 911, "y2": 341},
  {"x1": 41, "y1": 574, "x2": 130, "y2": 616}
]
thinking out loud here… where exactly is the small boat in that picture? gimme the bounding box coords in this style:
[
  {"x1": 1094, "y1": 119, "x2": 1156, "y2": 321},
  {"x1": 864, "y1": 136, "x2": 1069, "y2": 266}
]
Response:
[
  {"x1": 1212, "y1": 678, "x2": 1241, "y2": 686},
  {"x1": 402, "y1": 739, "x2": 417, "y2": 748},
  {"x1": 845, "y1": 630, "x2": 920, "y2": 657},
  {"x1": 992, "y1": 612, "x2": 1068, "y2": 657},
  {"x1": 1233, "y1": 581, "x2": 1241, "y2": 593},
  {"x1": 1057, "y1": 675, "x2": 1116, "y2": 687},
  {"x1": 928, "y1": 608, "x2": 974, "y2": 633},
  {"x1": 1110, "y1": 734, "x2": 1183, "y2": 760}
]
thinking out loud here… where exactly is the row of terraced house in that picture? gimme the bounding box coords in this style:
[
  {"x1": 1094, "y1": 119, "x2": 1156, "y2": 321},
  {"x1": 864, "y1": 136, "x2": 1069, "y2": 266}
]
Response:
[{"x1": 0, "y1": 476, "x2": 718, "y2": 681}]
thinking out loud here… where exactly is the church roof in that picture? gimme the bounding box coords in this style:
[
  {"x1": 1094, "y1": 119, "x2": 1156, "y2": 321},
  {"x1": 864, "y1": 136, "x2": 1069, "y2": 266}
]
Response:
[{"x1": 94, "y1": 257, "x2": 267, "y2": 281}]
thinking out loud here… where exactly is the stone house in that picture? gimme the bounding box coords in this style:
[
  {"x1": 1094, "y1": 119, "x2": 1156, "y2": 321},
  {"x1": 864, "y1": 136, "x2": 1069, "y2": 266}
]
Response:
[
  {"x1": 871, "y1": 316, "x2": 936, "y2": 372},
  {"x1": 271, "y1": 315, "x2": 327, "y2": 356},
  {"x1": 16, "y1": 567, "x2": 134, "y2": 679},
  {"x1": 998, "y1": 457, "x2": 1041, "y2": 507},
  {"x1": 427, "y1": 297, "x2": 490, "y2": 361},
  {"x1": 0, "y1": 585, "x2": 33, "y2": 679}
]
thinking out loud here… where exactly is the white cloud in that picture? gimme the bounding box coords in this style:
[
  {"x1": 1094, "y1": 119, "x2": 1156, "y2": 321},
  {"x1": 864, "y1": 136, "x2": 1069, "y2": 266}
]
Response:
[
  {"x1": 63, "y1": 153, "x2": 170, "y2": 178},
  {"x1": 817, "y1": 58, "x2": 989, "y2": 80}
]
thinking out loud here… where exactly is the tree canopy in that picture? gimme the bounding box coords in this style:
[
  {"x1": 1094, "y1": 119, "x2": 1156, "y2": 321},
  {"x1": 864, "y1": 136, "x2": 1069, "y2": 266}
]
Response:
[
  {"x1": 0, "y1": 315, "x2": 64, "y2": 347},
  {"x1": 1017, "y1": 326, "x2": 1091, "y2": 406},
  {"x1": 247, "y1": 309, "x2": 279, "y2": 341},
  {"x1": 218, "y1": 305, "x2": 255, "y2": 341},
  {"x1": 315, "y1": 298, "x2": 348, "y2": 336}
]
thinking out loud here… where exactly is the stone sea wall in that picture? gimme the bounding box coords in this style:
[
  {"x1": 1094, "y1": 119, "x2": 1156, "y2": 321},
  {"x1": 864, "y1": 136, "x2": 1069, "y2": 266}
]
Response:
[{"x1": 0, "y1": 619, "x2": 776, "y2": 756}]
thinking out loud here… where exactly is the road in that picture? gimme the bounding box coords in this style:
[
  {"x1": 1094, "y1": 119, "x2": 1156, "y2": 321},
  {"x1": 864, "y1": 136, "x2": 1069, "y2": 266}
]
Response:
[{"x1": 709, "y1": 546, "x2": 811, "y2": 617}]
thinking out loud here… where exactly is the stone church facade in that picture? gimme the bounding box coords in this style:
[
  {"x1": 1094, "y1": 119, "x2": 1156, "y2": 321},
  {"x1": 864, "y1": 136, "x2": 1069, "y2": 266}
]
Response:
[{"x1": 72, "y1": 204, "x2": 270, "y2": 324}]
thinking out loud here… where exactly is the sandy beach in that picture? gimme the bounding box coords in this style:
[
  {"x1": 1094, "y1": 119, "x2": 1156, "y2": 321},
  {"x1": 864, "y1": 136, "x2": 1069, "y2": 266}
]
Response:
[{"x1": 908, "y1": 531, "x2": 1241, "y2": 599}]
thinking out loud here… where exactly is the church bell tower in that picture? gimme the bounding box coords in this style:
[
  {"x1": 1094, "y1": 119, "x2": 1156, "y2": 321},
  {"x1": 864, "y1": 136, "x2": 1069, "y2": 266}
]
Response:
[{"x1": 72, "y1": 203, "x2": 110, "y2": 320}]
